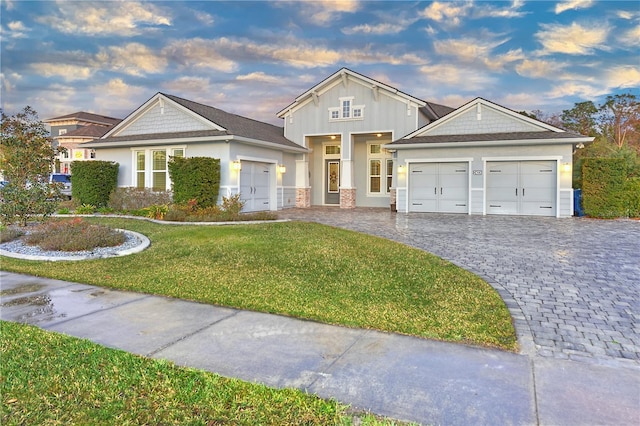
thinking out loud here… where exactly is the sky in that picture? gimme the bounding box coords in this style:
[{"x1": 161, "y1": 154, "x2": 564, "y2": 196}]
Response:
[{"x1": 1, "y1": 0, "x2": 639, "y2": 126}]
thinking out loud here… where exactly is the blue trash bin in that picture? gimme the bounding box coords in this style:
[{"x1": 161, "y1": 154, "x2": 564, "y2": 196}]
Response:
[{"x1": 574, "y1": 189, "x2": 584, "y2": 217}]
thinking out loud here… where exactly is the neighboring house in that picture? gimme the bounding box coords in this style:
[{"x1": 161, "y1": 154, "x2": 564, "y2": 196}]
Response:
[
  {"x1": 83, "y1": 93, "x2": 307, "y2": 212},
  {"x1": 45, "y1": 112, "x2": 121, "y2": 174},
  {"x1": 386, "y1": 98, "x2": 593, "y2": 217},
  {"x1": 84, "y1": 68, "x2": 592, "y2": 217}
]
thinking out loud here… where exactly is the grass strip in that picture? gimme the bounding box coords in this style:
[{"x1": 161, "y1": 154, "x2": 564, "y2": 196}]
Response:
[
  {"x1": 0, "y1": 218, "x2": 517, "y2": 350},
  {"x1": 1, "y1": 321, "x2": 405, "y2": 425}
]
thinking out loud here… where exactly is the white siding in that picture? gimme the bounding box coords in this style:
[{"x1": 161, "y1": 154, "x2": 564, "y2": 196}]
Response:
[
  {"x1": 426, "y1": 105, "x2": 544, "y2": 136},
  {"x1": 284, "y1": 77, "x2": 419, "y2": 145},
  {"x1": 118, "y1": 101, "x2": 212, "y2": 136}
]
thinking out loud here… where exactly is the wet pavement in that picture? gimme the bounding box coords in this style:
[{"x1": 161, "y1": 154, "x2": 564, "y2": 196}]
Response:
[
  {"x1": 2, "y1": 209, "x2": 639, "y2": 424},
  {"x1": 2, "y1": 270, "x2": 639, "y2": 425},
  {"x1": 277, "y1": 208, "x2": 640, "y2": 368}
]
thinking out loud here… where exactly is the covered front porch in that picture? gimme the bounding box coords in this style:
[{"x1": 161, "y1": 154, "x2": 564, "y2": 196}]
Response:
[{"x1": 295, "y1": 131, "x2": 395, "y2": 209}]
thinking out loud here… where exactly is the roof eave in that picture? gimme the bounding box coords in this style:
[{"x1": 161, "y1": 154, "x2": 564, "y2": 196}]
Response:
[{"x1": 383, "y1": 136, "x2": 594, "y2": 150}]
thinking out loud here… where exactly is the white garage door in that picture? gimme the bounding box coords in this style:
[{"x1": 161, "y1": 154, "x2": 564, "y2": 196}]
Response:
[
  {"x1": 486, "y1": 160, "x2": 556, "y2": 216},
  {"x1": 240, "y1": 161, "x2": 272, "y2": 212},
  {"x1": 409, "y1": 162, "x2": 468, "y2": 213}
]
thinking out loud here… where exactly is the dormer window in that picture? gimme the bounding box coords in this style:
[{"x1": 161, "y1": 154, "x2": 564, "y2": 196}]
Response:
[{"x1": 328, "y1": 96, "x2": 364, "y2": 121}]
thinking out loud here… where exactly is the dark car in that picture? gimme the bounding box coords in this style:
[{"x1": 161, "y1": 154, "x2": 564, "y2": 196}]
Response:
[{"x1": 49, "y1": 173, "x2": 72, "y2": 198}]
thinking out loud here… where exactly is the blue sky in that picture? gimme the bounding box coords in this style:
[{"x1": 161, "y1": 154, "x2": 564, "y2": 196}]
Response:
[{"x1": 1, "y1": 0, "x2": 639, "y2": 125}]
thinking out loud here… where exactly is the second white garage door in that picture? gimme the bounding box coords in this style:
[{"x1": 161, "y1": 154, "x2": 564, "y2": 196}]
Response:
[
  {"x1": 409, "y1": 162, "x2": 469, "y2": 213},
  {"x1": 486, "y1": 160, "x2": 556, "y2": 216}
]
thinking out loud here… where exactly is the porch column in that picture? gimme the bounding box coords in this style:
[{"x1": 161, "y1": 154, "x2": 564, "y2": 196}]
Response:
[
  {"x1": 340, "y1": 135, "x2": 356, "y2": 209},
  {"x1": 295, "y1": 157, "x2": 310, "y2": 208}
]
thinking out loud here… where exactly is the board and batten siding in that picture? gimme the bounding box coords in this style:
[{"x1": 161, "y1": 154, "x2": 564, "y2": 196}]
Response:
[
  {"x1": 283, "y1": 78, "x2": 420, "y2": 145},
  {"x1": 425, "y1": 105, "x2": 544, "y2": 136},
  {"x1": 117, "y1": 100, "x2": 211, "y2": 136}
]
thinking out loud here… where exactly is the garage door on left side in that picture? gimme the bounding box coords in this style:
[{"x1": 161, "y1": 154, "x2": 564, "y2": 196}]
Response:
[
  {"x1": 240, "y1": 161, "x2": 272, "y2": 212},
  {"x1": 408, "y1": 162, "x2": 468, "y2": 213}
]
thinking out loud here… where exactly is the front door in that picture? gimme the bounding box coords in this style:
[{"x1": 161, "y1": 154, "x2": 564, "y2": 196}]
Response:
[{"x1": 325, "y1": 159, "x2": 340, "y2": 205}]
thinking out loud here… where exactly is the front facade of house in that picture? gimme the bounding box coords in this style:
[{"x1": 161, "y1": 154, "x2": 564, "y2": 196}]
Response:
[{"x1": 83, "y1": 68, "x2": 592, "y2": 217}]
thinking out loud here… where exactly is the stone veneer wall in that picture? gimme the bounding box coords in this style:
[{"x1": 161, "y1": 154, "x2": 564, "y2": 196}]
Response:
[
  {"x1": 295, "y1": 188, "x2": 311, "y2": 208},
  {"x1": 340, "y1": 188, "x2": 356, "y2": 209},
  {"x1": 390, "y1": 188, "x2": 397, "y2": 212}
]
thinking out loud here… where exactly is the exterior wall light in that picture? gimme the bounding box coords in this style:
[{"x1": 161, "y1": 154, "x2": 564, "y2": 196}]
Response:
[
  {"x1": 232, "y1": 160, "x2": 242, "y2": 171},
  {"x1": 278, "y1": 164, "x2": 286, "y2": 174},
  {"x1": 562, "y1": 162, "x2": 571, "y2": 173},
  {"x1": 398, "y1": 164, "x2": 406, "y2": 173}
]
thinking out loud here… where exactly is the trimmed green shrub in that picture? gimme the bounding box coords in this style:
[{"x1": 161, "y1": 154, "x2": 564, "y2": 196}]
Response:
[
  {"x1": 71, "y1": 161, "x2": 119, "y2": 207},
  {"x1": 582, "y1": 158, "x2": 627, "y2": 218},
  {"x1": 168, "y1": 157, "x2": 220, "y2": 208},
  {"x1": 624, "y1": 177, "x2": 640, "y2": 218}
]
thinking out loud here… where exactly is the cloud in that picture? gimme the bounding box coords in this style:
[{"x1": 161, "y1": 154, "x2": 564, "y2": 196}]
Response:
[
  {"x1": 342, "y1": 22, "x2": 406, "y2": 35},
  {"x1": 162, "y1": 38, "x2": 239, "y2": 72},
  {"x1": 5, "y1": 21, "x2": 28, "y2": 38},
  {"x1": 31, "y1": 63, "x2": 94, "y2": 81},
  {"x1": 554, "y1": 0, "x2": 594, "y2": 15},
  {"x1": 96, "y1": 43, "x2": 168, "y2": 76},
  {"x1": 619, "y1": 25, "x2": 640, "y2": 48},
  {"x1": 499, "y1": 92, "x2": 547, "y2": 111},
  {"x1": 516, "y1": 59, "x2": 567, "y2": 79},
  {"x1": 195, "y1": 11, "x2": 214, "y2": 26},
  {"x1": 236, "y1": 72, "x2": 280, "y2": 84},
  {"x1": 473, "y1": 0, "x2": 528, "y2": 18},
  {"x1": 37, "y1": 0, "x2": 171, "y2": 36},
  {"x1": 0, "y1": 72, "x2": 21, "y2": 93},
  {"x1": 433, "y1": 36, "x2": 524, "y2": 71},
  {"x1": 535, "y1": 22, "x2": 609, "y2": 55},
  {"x1": 546, "y1": 81, "x2": 603, "y2": 99},
  {"x1": 278, "y1": 0, "x2": 360, "y2": 26},
  {"x1": 606, "y1": 66, "x2": 640, "y2": 89},
  {"x1": 90, "y1": 78, "x2": 146, "y2": 114},
  {"x1": 419, "y1": 63, "x2": 495, "y2": 91},
  {"x1": 420, "y1": 1, "x2": 470, "y2": 26}
]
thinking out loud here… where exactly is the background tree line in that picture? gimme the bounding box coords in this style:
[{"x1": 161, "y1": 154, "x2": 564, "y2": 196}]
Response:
[{"x1": 522, "y1": 92, "x2": 640, "y2": 187}]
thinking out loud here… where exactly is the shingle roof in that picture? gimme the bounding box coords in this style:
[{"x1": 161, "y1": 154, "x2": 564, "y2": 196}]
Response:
[
  {"x1": 58, "y1": 124, "x2": 115, "y2": 138},
  {"x1": 389, "y1": 131, "x2": 589, "y2": 146},
  {"x1": 419, "y1": 102, "x2": 456, "y2": 121},
  {"x1": 45, "y1": 111, "x2": 121, "y2": 126},
  {"x1": 96, "y1": 93, "x2": 303, "y2": 150}
]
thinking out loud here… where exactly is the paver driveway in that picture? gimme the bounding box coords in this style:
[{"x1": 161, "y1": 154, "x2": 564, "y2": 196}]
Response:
[{"x1": 278, "y1": 208, "x2": 640, "y2": 367}]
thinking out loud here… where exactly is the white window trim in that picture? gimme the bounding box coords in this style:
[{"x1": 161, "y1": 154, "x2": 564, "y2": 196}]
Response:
[
  {"x1": 367, "y1": 142, "x2": 392, "y2": 196},
  {"x1": 328, "y1": 96, "x2": 365, "y2": 121},
  {"x1": 131, "y1": 145, "x2": 186, "y2": 190}
]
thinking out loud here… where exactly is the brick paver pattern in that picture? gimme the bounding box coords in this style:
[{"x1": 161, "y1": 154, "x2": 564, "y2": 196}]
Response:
[{"x1": 278, "y1": 209, "x2": 640, "y2": 367}]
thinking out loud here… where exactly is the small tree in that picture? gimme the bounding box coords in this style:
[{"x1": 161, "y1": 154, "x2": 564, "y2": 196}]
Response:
[{"x1": 0, "y1": 107, "x2": 60, "y2": 225}]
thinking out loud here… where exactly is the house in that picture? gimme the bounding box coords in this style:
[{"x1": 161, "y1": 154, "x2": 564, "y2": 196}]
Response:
[
  {"x1": 83, "y1": 93, "x2": 307, "y2": 212},
  {"x1": 84, "y1": 68, "x2": 592, "y2": 217},
  {"x1": 45, "y1": 112, "x2": 121, "y2": 174}
]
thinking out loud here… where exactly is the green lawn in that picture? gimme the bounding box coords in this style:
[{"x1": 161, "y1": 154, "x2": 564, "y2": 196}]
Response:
[
  {"x1": 0, "y1": 218, "x2": 516, "y2": 350},
  {"x1": 0, "y1": 321, "x2": 396, "y2": 425}
]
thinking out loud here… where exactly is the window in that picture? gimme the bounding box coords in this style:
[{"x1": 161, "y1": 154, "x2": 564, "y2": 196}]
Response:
[
  {"x1": 342, "y1": 99, "x2": 351, "y2": 118},
  {"x1": 152, "y1": 150, "x2": 167, "y2": 191},
  {"x1": 58, "y1": 129, "x2": 67, "y2": 136},
  {"x1": 328, "y1": 97, "x2": 364, "y2": 121},
  {"x1": 325, "y1": 145, "x2": 340, "y2": 155},
  {"x1": 135, "y1": 151, "x2": 145, "y2": 188},
  {"x1": 62, "y1": 149, "x2": 70, "y2": 159},
  {"x1": 367, "y1": 143, "x2": 392, "y2": 195},
  {"x1": 134, "y1": 147, "x2": 185, "y2": 190}
]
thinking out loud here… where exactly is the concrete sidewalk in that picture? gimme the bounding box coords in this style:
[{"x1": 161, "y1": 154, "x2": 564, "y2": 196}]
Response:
[{"x1": 1, "y1": 271, "x2": 639, "y2": 425}]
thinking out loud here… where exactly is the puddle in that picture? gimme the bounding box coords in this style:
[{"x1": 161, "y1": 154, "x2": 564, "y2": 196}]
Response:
[
  {"x1": 1, "y1": 294, "x2": 51, "y2": 307},
  {"x1": 0, "y1": 282, "x2": 46, "y2": 296}
]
